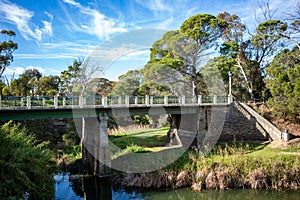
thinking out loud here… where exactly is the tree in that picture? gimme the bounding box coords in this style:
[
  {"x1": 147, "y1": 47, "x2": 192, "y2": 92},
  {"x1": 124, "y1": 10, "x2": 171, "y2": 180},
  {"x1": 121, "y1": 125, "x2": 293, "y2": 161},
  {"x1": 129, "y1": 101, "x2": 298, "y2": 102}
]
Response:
[
  {"x1": 60, "y1": 59, "x2": 83, "y2": 96},
  {"x1": 111, "y1": 70, "x2": 141, "y2": 96},
  {"x1": 10, "y1": 69, "x2": 42, "y2": 96},
  {"x1": 37, "y1": 75, "x2": 60, "y2": 96},
  {"x1": 140, "y1": 61, "x2": 177, "y2": 96},
  {"x1": 220, "y1": 16, "x2": 287, "y2": 98},
  {"x1": 86, "y1": 78, "x2": 114, "y2": 96},
  {"x1": 0, "y1": 30, "x2": 18, "y2": 78},
  {"x1": 266, "y1": 47, "x2": 300, "y2": 121},
  {"x1": 149, "y1": 14, "x2": 227, "y2": 96},
  {"x1": 217, "y1": 12, "x2": 250, "y2": 97}
]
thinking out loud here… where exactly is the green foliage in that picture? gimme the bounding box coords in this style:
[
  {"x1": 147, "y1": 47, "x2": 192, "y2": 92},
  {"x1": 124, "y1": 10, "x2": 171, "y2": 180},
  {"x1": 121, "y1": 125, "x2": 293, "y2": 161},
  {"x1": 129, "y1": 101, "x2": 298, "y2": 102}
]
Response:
[
  {"x1": 10, "y1": 69, "x2": 42, "y2": 96},
  {"x1": 266, "y1": 47, "x2": 300, "y2": 121},
  {"x1": 133, "y1": 115, "x2": 151, "y2": 125},
  {"x1": 146, "y1": 14, "x2": 227, "y2": 96},
  {"x1": 36, "y1": 75, "x2": 60, "y2": 96},
  {"x1": 0, "y1": 122, "x2": 56, "y2": 199},
  {"x1": 180, "y1": 14, "x2": 227, "y2": 43},
  {"x1": 86, "y1": 78, "x2": 114, "y2": 96},
  {"x1": 111, "y1": 70, "x2": 141, "y2": 96},
  {"x1": 251, "y1": 20, "x2": 287, "y2": 51},
  {"x1": 60, "y1": 59, "x2": 83, "y2": 96},
  {"x1": 0, "y1": 30, "x2": 18, "y2": 78}
]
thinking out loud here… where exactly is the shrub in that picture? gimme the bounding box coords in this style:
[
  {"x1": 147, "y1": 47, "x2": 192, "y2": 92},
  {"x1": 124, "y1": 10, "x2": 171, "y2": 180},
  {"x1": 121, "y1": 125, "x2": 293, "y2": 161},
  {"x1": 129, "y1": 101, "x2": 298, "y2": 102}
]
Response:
[{"x1": 0, "y1": 122, "x2": 56, "y2": 199}]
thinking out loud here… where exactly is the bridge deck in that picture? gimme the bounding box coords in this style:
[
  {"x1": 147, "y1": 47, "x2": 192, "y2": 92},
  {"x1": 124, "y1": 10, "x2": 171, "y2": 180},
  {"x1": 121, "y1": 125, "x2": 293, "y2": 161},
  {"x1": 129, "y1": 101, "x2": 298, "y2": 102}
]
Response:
[{"x1": 0, "y1": 95, "x2": 231, "y2": 120}]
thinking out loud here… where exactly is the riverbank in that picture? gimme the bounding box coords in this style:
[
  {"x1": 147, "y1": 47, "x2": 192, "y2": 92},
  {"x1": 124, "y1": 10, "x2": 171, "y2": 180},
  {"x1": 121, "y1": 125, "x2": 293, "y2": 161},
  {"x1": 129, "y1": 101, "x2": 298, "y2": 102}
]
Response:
[
  {"x1": 56, "y1": 127, "x2": 300, "y2": 192},
  {"x1": 111, "y1": 139, "x2": 300, "y2": 191},
  {"x1": 54, "y1": 173, "x2": 300, "y2": 200}
]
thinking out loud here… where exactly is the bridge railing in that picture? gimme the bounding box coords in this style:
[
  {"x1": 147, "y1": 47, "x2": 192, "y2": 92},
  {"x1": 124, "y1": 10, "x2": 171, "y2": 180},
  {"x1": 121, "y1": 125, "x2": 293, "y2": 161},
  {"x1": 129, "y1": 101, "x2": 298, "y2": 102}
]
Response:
[{"x1": 0, "y1": 95, "x2": 231, "y2": 109}]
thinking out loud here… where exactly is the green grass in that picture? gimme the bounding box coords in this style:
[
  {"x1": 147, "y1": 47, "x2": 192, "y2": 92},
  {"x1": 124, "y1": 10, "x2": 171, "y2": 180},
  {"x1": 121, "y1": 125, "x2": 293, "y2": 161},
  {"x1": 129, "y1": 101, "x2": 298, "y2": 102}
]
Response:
[
  {"x1": 108, "y1": 127, "x2": 169, "y2": 159},
  {"x1": 109, "y1": 127, "x2": 169, "y2": 149}
]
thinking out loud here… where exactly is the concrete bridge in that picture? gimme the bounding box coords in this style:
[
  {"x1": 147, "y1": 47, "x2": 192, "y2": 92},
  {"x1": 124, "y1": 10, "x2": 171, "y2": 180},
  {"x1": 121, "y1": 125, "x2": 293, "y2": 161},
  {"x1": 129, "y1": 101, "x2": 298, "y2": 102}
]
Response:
[
  {"x1": 0, "y1": 95, "x2": 233, "y2": 175},
  {"x1": 0, "y1": 94, "x2": 282, "y2": 176}
]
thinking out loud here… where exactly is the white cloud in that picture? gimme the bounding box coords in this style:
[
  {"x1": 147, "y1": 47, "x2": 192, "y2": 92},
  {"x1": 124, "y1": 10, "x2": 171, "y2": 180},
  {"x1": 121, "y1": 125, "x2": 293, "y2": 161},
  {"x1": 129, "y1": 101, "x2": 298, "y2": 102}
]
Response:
[
  {"x1": 14, "y1": 53, "x2": 80, "y2": 59},
  {"x1": 4, "y1": 66, "x2": 25, "y2": 76},
  {"x1": 62, "y1": 0, "x2": 127, "y2": 39},
  {"x1": 0, "y1": 0, "x2": 53, "y2": 41},
  {"x1": 62, "y1": 0, "x2": 80, "y2": 7},
  {"x1": 135, "y1": 0, "x2": 172, "y2": 12}
]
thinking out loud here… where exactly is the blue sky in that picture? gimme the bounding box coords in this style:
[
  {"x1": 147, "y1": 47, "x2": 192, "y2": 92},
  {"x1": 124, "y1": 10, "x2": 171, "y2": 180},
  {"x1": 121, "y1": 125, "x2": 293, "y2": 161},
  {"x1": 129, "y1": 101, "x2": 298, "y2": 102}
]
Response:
[{"x1": 0, "y1": 0, "x2": 297, "y2": 81}]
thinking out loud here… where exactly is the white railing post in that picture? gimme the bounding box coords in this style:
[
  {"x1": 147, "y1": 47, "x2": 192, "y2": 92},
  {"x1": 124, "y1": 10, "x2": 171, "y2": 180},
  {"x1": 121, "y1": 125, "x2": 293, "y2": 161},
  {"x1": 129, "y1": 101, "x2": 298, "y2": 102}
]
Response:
[
  {"x1": 181, "y1": 95, "x2": 186, "y2": 105},
  {"x1": 42, "y1": 98, "x2": 45, "y2": 107},
  {"x1": 164, "y1": 96, "x2": 168, "y2": 106},
  {"x1": 118, "y1": 97, "x2": 122, "y2": 105},
  {"x1": 79, "y1": 96, "x2": 83, "y2": 108},
  {"x1": 134, "y1": 96, "x2": 138, "y2": 105},
  {"x1": 102, "y1": 96, "x2": 108, "y2": 107},
  {"x1": 213, "y1": 95, "x2": 217, "y2": 104},
  {"x1": 198, "y1": 95, "x2": 202, "y2": 104},
  {"x1": 54, "y1": 96, "x2": 58, "y2": 108},
  {"x1": 125, "y1": 96, "x2": 130, "y2": 107},
  {"x1": 27, "y1": 96, "x2": 31, "y2": 109},
  {"x1": 145, "y1": 95, "x2": 150, "y2": 106},
  {"x1": 63, "y1": 97, "x2": 66, "y2": 107},
  {"x1": 228, "y1": 95, "x2": 233, "y2": 104},
  {"x1": 83, "y1": 97, "x2": 86, "y2": 106},
  {"x1": 150, "y1": 96, "x2": 154, "y2": 105},
  {"x1": 20, "y1": 98, "x2": 24, "y2": 107}
]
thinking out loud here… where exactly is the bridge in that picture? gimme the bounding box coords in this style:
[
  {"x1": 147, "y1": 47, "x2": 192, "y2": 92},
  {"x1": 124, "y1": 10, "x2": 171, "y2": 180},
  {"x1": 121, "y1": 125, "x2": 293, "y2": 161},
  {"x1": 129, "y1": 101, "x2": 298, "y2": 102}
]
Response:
[
  {"x1": 0, "y1": 95, "x2": 231, "y2": 120},
  {"x1": 0, "y1": 95, "x2": 232, "y2": 175}
]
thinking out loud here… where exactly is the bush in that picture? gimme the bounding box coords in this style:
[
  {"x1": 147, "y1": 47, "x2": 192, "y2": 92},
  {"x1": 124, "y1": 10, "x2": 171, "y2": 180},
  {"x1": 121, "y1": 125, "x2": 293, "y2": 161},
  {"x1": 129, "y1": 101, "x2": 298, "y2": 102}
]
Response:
[{"x1": 0, "y1": 122, "x2": 56, "y2": 199}]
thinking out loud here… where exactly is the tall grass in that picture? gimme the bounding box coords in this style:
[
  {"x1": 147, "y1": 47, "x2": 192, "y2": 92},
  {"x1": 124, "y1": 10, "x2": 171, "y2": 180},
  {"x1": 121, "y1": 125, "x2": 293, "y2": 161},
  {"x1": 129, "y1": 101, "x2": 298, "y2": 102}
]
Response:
[{"x1": 114, "y1": 141, "x2": 300, "y2": 191}]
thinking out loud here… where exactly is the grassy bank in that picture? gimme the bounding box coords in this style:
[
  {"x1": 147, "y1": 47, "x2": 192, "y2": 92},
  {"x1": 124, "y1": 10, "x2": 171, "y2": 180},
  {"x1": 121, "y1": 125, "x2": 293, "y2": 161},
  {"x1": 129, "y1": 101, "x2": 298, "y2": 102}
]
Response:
[{"x1": 110, "y1": 128, "x2": 300, "y2": 191}]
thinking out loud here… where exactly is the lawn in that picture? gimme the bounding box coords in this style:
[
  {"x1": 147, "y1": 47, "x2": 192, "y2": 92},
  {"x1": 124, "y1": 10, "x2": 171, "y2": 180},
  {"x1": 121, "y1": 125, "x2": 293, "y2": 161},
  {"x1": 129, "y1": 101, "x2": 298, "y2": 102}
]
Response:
[{"x1": 108, "y1": 127, "x2": 169, "y2": 158}]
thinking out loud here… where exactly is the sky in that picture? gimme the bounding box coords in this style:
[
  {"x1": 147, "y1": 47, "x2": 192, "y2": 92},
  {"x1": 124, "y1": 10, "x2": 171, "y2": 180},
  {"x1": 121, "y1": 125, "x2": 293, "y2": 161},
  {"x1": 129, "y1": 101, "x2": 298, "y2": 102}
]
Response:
[{"x1": 0, "y1": 0, "x2": 298, "y2": 81}]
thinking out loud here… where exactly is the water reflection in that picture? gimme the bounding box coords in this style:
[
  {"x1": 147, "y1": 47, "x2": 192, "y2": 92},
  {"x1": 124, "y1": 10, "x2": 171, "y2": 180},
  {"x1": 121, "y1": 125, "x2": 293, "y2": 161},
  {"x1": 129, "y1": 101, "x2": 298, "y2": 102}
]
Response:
[
  {"x1": 54, "y1": 174, "x2": 143, "y2": 200},
  {"x1": 54, "y1": 174, "x2": 300, "y2": 200}
]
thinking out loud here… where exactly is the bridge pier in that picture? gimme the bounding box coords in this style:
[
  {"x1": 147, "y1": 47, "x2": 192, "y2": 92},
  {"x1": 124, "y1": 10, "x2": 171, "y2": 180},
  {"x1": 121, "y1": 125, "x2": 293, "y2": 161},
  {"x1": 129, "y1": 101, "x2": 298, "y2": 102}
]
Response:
[
  {"x1": 168, "y1": 108, "x2": 204, "y2": 148},
  {"x1": 81, "y1": 113, "x2": 111, "y2": 177}
]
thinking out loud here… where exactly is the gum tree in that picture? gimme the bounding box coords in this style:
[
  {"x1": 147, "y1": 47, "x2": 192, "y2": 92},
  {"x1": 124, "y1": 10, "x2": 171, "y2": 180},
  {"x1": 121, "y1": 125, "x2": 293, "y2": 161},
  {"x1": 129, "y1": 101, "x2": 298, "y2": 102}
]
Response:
[
  {"x1": 148, "y1": 14, "x2": 227, "y2": 96},
  {"x1": 0, "y1": 30, "x2": 18, "y2": 78}
]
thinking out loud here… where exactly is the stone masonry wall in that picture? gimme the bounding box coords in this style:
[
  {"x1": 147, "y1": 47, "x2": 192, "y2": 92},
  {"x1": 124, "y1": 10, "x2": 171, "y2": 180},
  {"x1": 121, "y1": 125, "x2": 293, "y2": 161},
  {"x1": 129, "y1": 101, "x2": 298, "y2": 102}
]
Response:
[{"x1": 218, "y1": 103, "x2": 270, "y2": 142}]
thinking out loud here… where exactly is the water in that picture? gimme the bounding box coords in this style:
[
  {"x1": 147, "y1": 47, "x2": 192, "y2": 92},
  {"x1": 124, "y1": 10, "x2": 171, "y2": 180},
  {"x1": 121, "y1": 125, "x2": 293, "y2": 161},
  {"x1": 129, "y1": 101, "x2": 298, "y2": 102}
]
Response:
[{"x1": 54, "y1": 174, "x2": 300, "y2": 200}]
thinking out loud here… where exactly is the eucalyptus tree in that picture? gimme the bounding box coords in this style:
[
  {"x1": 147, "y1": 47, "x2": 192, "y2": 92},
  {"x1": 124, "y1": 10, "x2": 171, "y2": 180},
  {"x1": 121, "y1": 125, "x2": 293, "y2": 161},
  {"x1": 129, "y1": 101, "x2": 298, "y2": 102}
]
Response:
[
  {"x1": 219, "y1": 11, "x2": 287, "y2": 98},
  {"x1": 10, "y1": 69, "x2": 42, "y2": 96},
  {"x1": 37, "y1": 75, "x2": 60, "y2": 96},
  {"x1": 0, "y1": 30, "x2": 18, "y2": 78},
  {"x1": 111, "y1": 70, "x2": 141, "y2": 96},
  {"x1": 60, "y1": 59, "x2": 83, "y2": 96},
  {"x1": 266, "y1": 47, "x2": 300, "y2": 121},
  {"x1": 86, "y1": 77, "x2": 114, "y2": 96},
  {"x1": 148, "y1": 14, "x2": 227, "y2": 96}
]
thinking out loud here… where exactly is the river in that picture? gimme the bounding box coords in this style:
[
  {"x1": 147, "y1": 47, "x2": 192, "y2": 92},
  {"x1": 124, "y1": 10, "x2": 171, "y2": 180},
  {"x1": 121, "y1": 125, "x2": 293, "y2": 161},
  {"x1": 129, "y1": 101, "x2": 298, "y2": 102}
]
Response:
[{"x1": 54, "y1": 174, "x2": 299, "y2": 200}]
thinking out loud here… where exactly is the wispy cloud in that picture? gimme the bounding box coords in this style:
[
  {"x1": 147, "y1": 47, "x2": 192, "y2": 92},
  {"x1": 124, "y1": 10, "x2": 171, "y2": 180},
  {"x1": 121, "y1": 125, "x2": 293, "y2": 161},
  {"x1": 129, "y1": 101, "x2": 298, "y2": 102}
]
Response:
[
  {"x1": 134, "y1": 0, "x2": 172, "y2": 13},
  {"x1": 0, "y1": 0, "x2": 53, "y2": 41},
  {"x1": 61, "y1": 0, "x2": 127, "y2": 39},
  {"x1": 4, "y1": 66, "x2": 25, "y2": 76},
  {"x1": 4, "y1": 65, "x2": 62, "y2": 77},
  {"x1": 14, "y1": 53, "x2": 81, "y2": 59}
]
